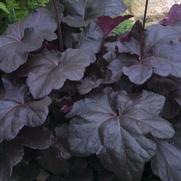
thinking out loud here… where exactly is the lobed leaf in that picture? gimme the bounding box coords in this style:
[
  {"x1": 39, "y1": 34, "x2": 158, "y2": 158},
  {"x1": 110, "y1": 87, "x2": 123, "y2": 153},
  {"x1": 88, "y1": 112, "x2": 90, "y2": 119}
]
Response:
[
  {"x1": 66, "y1": 90, "x2": 174, "y2": 180},
  {"x1": 27, "y1": 49, "x2": 94, "y2": 98},
  {"x1": 0, "y1": 78, "x2": 51, "y2": 142},
  {"x1": 0, "y1": 8, "x2": 57, "y2": 73}
]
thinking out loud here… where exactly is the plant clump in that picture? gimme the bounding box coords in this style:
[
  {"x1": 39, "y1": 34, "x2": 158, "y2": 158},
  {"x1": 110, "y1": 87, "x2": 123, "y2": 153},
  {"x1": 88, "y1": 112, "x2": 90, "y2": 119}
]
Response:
[{"x1": 0, "y1": 1, "x2": 181, "y2": 181}]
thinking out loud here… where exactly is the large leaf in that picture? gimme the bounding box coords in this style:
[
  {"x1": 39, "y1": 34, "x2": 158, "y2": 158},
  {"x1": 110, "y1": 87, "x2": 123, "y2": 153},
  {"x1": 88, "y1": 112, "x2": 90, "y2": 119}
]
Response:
[
  {"x1": 151, "y1": 141, "x2": 181, "y2": 181},
  {"x1": 66, "y1": 90, "x2": 174, "y2": 180},
  {"x1": 123, "y1": 62, "x2": 153, "y2": 85},
  {"x1": 98, "y1": 120, "x2": 156, "y2": 181},
  {"x1": 27, "y1": 49, "x2": 94, "y2": 99},
  {"x1": 0, "y1": 78, "x2": 51, "y2": 142},
  {"x1": 0, "y1": 8, "x2": 57, "y2": 73},
  {"x1": 123, "y1": 40, "x2": 181, "y2": 84},
  {"x1": 0, "y1": 141, "x2": 24, "y2": 181}
]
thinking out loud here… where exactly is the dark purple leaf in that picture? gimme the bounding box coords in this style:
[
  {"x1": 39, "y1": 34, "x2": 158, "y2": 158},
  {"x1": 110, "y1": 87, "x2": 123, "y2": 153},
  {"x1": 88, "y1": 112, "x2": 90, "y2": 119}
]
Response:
[
  {"x1": 77, "y1": 76, "x2": 103, "y2": 95},
  {"x1": 0, "y1": 141, "x2": 24, "y2": 181},
  {"x1": 38, "y1": 148, "x2": 69, "y2": 175},
  {"x1": 161, "y1": 98, "x2": 181, "y2": 119},
  {"x1": 151, "y1": 141, "x2": 181, "y2": 181},
  {"x1": 121, "y1": 40, "x2": 180, "y2": 85},
  {"x1": 151, "y1": 41, "x2": 181, "y2": 78},
  {"x1": 145, "y1": 24, "x2": 180, "y2": 49},
  {"x1": 10, "y1": 162, "x2": 40, "y2": 181},
  {"x1": 0, "y1": 8, "x2": 57, "y2": 73},
  {"x1": 0, "y1": 78, "x2": 51, "y2": 142},
  {"x1": 27, "y1": 49, "x2": 94, "y2": 99},
  {"x1": 123, "y1": 63, "x2": 153, "y2": 85},
  {"x1": 105, "y1": 38, "x2": 140, "y2": 56},
  {"x1": 147, "y1": 76, "x2": 177, "y2": 96},
  {"x1": 17, "y1": 127, "x2": 53, "y2": 150},
  {"x1": 104, "y1": 54, "x2": 137, "y2": 84},
  {"x1": 78, "y1": 22, "x2": 104, "y2": 54},
  {"x1": 173, "y1": 121, "x2": 181, "y2": 150},
  {"x1": 62, "y1": 0, "x2": 102, "y2": 27},
  {"x1": 66, "y1": 90, "x2": 174, "y2": 180},
  {"x1": 55, "y1": 124, "x2": 71, "y2": 160},
  {"x1": 46, "y1": 158, "x2": 94, "y2": 181},
  {"x1": 105, "y1": 58, "x2": 123, "y2": 83}
]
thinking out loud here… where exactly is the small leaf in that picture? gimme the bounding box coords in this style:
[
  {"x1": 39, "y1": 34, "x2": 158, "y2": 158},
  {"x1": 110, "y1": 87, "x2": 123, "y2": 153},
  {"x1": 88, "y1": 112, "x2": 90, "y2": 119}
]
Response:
[{"x1": 123, "y1": 63, "x2": 153, "y2": 85}]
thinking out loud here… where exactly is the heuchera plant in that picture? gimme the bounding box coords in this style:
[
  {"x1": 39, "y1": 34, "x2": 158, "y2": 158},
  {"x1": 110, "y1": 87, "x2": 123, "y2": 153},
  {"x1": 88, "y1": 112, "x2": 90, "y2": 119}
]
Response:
[{"x1": 0, "y1": 0, "x2": 181, "y2": 180}]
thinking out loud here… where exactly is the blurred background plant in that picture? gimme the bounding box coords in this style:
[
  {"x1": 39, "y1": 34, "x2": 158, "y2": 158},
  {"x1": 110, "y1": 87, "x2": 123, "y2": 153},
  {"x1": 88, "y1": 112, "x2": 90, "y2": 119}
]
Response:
[
  {"x1": 0, "y1": 0, "x2": 134, "y2": 35},
  {"x1": 0, "y1": 0, "x2": 49, "y2": 33}
]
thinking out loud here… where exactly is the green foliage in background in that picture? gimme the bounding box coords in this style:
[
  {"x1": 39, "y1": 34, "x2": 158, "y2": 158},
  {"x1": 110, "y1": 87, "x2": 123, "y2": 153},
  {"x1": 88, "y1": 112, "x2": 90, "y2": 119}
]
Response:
[
  {"x1": 122, "y1": 0, "x2": 132, "y2": 6},
  {"x1": 0, "y1": 2, "x2": 9, "y2": 14},
  {"x1": 112, "y1": 19, "x2": 134, "y2": 35},
  {"x1": 0, "y1": 0, "x2": 133, "y2": 35},
  {"x1": 0, "y1": 0, "x2": 49, "y2": 33}
]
